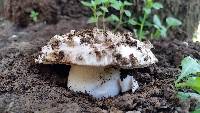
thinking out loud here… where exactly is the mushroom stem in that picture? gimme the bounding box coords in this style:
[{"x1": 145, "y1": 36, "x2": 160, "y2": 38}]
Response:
[
  {"x1": 67, "y1": 65, "x2": 121, "y2": 98},
  {"x1": 67, "y1": 65, "x2": 139, "y2": 99}
]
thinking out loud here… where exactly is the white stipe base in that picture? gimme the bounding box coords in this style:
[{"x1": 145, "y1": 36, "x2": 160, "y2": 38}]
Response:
[{"x1": 68, "y1": 65, "x2": 139, "y2": 99}]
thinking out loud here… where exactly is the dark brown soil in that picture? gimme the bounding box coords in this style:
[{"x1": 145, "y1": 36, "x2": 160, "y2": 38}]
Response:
[
  {"x1": 3, "y1": 0, "x2": 89, "y2": 27},
  {"x1": 0, "y1": 1, "x2": 200, "y2": 112}
]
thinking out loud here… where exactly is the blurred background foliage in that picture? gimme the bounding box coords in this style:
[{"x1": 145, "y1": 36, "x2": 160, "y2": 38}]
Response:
[{"x1": 0, "y1": 0, "x2": 200, "y2": 39}]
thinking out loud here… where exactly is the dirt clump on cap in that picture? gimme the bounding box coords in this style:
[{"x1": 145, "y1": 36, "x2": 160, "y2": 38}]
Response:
[{"x1": 36, "y1": 28, "x2": 157, "y2": 68}]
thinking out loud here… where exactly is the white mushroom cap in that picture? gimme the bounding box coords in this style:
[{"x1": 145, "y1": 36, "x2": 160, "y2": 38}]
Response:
[{"x1": 35, "y1": 28, "x2": 158, "y2": 68}]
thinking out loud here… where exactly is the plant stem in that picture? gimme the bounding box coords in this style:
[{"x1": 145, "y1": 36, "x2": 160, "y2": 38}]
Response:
[
  {"x1": 114, "y1": 9, "x2": 123, "y2": 32},
  {"x1": 102, "y1": 13, "x2": 106, "y2": 32},
  {"x1": 139, "y1": 13, "x2": 147, "y2": 41},
  {"x1": 102, "y1": 4, "x2": 106, "y2": 32},
  {"x1": 102, "y1": 2, "x2": 110, "y2": 32},
  {"x1": 96, "y1": 16, "x2": 99, "y2": 28},
  {"x1": 92, "y1": 7, "x2": 98, "y2": 28}
]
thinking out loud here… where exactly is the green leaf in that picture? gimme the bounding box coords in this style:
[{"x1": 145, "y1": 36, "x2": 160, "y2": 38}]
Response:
[
  {"x1": 128, "y1": 18, "x2": 138, "y2": 25},
  {"x1": 177, "y1": 92, "x2": 191, "y2": 101},
  {"x1": 152, "y1": 15, "x2": 167, "y2": 38},
  {"x1": 160, "y1": 26, "x2": 167, "y2": 37},
  {"x1": 96, "y1": 11, "x2": 103, "y2": 16},
  {"x1": 111, "y1": 2, "x2": 121, "y2": 10},
  {"x1": 91, "y1": 0, "x2": 96, "y2": 6},
  {"x1": 109, "y1": 0, "x2": 116, "y2": 4},
  {"x1": 124, "y1": 10, "x2": 131, "y2": 17},
  {"x1": 107, "y1": 14, "x2": 120, "y2": 22},
  {"x1": 178, "y1": 92, "x2": 200, "y2": 102},
  {"x1": 101, "y1": 0, "x2": 109, "y2": 3},
  {"x1": 94, "y1": 0, "x2": 102, "y2": 5},
  {"x1": 30, "y1": 11, "x2": 39, "y2": 17},
  {"x1": 30, "y1": 11, "x2": 39, "y2": 22},
  {"x1": 176, "y1": 56, "x2": 200, "y2": 83},
  {"x1": 153, "y1": 24, "x2": 160, "y2": 29},
  {"x1": 143, "y1": 8, "x2": 151, "y2": 15},
  {"x1": 153, "y1": 15, "x2": 162, "y2": 27},
  {"x1": 81, "y1": 1, "x2": 92, "y2": 7},
  {"x1": 152, "y1": 2, "x2": 163, "y2": 10},
  {"x1": 100, "y1": 6, "x2": 108, "y2": 12},
  {"x1": 153, "y1": 29, "x2": 161, "y2": 38},
  {"x1": 186, "y1": 77, "x2": 200, "y2": 93},
  {"x1": 146, "y1": 0, "x2": 153, "y2": 8},
  {"x1": 118, "y1": 1, "x2": 123, "y2": 7},
  {"x1": 166, "y1": 17, "x2": 182, "y2": 27},
  {"x1": 177, "y1": 77, "x2": 200, "y2": 94},
  {"x1": 124, "y1": 1, "x2": 133, "y2": 6},
  {"x1": 193, "y1": 109, "x2": 200, "y2": 113},
  {"x1": 87, "y1": 17, "x2": 97, "y2": 23}
]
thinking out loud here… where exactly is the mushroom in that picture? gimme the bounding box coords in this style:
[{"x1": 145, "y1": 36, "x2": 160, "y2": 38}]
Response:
[{"x1": 35, "y1": 28, "x2": 158, "y2": 98}]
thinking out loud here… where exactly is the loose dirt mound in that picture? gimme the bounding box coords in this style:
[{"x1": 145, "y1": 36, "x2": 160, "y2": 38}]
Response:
[{"x1": 0, "y1": 16, "x2": 199, "y2": 112}]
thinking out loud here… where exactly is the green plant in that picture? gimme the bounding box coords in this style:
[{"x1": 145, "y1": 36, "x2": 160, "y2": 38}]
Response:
[
  {"x1": 139, "y1": 0, "x2": 163, "y2": 40},
  {"x1": 81, "y1": 0, "x2": 182, "y2": 41},
  {"x1": 175, "y1": 56, "x2": 200, "y2": 112},
  {"x1": 107, "y1": 0, "x2": 133, "y2": 32},
  {"x1": 81, "y1": 0, "x2": 102, "y2": 28},
  {"x1": 81, "y1": 0, "x2": 132, "y2": 32},
  {"x1": 193, "y1": 109, "x2": 200, "y2": 113},
  {"x1": 128, "y1": 0, "x2": 182, "y2": 40},
  {"x1": 132, "y1": 0, "x2": 182, "y2": 40},
  {"x1": 101, "y1": 0, "x2": 110, "y2": 30},
  {"x1": 153, "y1": 16, "x2": 182, "y2": 38},
  {"x1": 30, "y1": 10, "x2": 39, "y2": 22},
  {"x1": 175, "y1": 56, "x2": 200, "y2": 84}
]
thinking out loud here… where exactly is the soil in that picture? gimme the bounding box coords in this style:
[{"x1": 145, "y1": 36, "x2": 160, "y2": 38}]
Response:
[
  {"x1": 3, "y1": 0, "x2": 89, "y2": 27},
  {"x1": 0, "y1": 1, "x2": 200, "y2": 113}
]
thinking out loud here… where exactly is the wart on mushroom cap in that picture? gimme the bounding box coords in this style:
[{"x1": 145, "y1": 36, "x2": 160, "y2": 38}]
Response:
[{"x1": 35, "y1": 28, "x2": 158, "y2": 98}]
